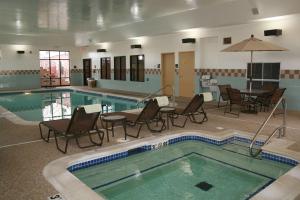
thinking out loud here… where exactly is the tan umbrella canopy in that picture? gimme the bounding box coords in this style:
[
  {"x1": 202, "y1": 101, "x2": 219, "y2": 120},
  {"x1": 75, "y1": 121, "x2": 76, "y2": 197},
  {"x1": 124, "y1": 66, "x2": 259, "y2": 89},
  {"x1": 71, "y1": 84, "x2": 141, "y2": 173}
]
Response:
[{"x1": 222, "y1": 35, "x2": 287, "y2": 85}]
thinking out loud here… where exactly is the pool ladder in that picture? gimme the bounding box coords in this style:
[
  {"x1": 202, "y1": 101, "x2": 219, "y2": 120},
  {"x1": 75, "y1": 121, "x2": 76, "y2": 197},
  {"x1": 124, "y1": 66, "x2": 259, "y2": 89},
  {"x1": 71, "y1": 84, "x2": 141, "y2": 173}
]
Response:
[
  {"x1": 136, "y1": 85, "x2": 176, "y2": 108},
  {"x1": 249, "y1": 97, "x2": 287, "y2": 157}
]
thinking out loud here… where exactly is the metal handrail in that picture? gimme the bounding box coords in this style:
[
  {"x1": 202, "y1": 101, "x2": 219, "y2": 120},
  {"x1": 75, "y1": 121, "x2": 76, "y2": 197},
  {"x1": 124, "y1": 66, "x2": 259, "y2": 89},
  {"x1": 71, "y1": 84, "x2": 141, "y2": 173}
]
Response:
[
  {"x1": 136, "y1": 85, "x2": 175, "y2": 108},
  {"x1": 249, "y1": 97, "x2": 286, "y2": 157}
]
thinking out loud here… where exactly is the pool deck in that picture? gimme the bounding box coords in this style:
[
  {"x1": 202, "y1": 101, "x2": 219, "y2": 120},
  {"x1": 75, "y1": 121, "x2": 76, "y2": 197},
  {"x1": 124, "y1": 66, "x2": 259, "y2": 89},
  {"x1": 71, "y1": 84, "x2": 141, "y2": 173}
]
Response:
[{"x1": 1, "y1": 86, "x2": 300, "y2": 200}]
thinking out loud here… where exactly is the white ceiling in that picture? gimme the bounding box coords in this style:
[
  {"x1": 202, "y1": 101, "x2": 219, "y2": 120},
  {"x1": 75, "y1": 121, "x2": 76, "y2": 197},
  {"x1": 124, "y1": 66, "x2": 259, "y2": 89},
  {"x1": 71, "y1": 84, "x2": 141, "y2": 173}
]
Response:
[{"x1": 0, "y1": 0, "x2": 300, "y2": 46}]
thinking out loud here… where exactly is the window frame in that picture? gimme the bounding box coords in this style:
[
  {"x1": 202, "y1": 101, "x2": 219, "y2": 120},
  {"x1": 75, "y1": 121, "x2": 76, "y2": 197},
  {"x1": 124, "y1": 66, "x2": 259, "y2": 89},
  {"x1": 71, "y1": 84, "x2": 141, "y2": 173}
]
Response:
[
  {"x1": 39, "y1": 50, "x2": 70, "y2": 87},
  {"x1": 114, "y1": 56, "x2": 126, "y2": 81},
  {"x1": 130, "y1": 54, "x2": 145, "y2": 82},
  {"x1": 246, "y1": 62, "x2": 280, "y2": 89},
  {"x1": 100, "y1": 57, "x2": 111, "y2": 80}
]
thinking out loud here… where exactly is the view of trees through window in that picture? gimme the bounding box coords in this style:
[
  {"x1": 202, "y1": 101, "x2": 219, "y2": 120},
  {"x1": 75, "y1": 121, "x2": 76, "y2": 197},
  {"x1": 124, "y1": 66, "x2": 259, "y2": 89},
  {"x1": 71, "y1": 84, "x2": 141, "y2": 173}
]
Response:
[{"x1": 40, "y1": 50, "x2": 70, "y2": 87}]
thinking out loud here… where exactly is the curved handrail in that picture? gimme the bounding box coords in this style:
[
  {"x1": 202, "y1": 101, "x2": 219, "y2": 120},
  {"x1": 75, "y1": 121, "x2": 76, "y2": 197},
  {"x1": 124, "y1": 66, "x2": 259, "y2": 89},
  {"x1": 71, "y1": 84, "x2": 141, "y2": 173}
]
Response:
[
  {"x1": 249, "y1": 97, "x2": 286, "y2": 157},
  {"x1": 136, "y1": 85, "x2": 175, "y2": 108}
]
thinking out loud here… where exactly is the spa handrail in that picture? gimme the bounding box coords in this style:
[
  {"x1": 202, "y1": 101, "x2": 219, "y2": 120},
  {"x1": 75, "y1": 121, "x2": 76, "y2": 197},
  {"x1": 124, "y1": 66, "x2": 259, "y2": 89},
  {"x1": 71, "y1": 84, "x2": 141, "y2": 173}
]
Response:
[
  {"x1": 249, "y1": 97, "x2": 286, "y2": 157},
  {"x1": 136, "y1": 85, "x2": 175, "y2": 108}
]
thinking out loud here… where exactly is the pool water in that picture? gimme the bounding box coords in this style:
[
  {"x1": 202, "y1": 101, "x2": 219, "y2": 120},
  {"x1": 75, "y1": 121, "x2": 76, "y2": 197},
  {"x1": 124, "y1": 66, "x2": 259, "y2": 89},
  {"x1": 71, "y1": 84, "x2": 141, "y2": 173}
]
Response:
[
  {"x1": 0, "y1": 90, "x2": 137, "y2": 121},
  {"x1": 73, "y1": 141, "x2": 292, "y2": 200}
]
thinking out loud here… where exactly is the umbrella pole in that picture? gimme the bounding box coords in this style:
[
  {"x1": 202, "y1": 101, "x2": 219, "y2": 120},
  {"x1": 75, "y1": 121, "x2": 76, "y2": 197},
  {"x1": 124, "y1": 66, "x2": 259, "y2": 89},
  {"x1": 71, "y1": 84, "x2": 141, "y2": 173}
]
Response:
[{"x1": 250, "y1": 51, "x2": 253, "y2": 91}]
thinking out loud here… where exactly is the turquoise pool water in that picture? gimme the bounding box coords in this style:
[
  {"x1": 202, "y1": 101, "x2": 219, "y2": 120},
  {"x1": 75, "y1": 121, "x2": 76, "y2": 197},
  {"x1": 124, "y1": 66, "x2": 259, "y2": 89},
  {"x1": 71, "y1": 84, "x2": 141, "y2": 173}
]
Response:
[
  {"x1": 0, "y1": 90, "x2": 137, "y2": 121},
  {"x1": 73, "y1": 141, "x2": 292, "y2": 200}
]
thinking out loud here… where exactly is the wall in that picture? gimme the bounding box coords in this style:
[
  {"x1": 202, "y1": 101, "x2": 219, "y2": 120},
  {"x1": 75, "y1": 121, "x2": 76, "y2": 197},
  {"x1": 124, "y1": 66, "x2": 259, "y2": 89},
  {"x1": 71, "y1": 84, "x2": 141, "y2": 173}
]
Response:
[
  {"x1": 0, "y1": 14, "x2": 300, "y2": 110},
  {"x1": 82, "y1": 14, "x2": 300, "y2": 110},
  {"x1": 0, "y1": 44, "x2": 82, "y2": 90}
]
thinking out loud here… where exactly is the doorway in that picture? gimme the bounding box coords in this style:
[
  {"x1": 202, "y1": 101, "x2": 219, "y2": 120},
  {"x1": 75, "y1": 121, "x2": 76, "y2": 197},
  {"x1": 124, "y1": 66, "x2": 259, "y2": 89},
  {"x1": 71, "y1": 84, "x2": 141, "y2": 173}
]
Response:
[
  {"x1": 179, "y1": 51, "x2": 195, "y2": 97},
  {"x1": 83, "y1": 58, "x2": 92, "y2": 86},
  {"x1": 161, "y1": 53, "x2": 175, "y2": 96}
]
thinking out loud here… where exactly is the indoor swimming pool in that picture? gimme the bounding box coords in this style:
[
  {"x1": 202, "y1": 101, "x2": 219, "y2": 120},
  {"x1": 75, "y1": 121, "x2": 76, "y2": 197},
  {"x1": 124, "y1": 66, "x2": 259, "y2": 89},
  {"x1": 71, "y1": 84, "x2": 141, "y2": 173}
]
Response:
[
  {"x1": 71, "y1": 138, "x2": 294, "y2": 200},
  {"x1": 0, "y1": 89, "x2": 138, "y2": 121}
]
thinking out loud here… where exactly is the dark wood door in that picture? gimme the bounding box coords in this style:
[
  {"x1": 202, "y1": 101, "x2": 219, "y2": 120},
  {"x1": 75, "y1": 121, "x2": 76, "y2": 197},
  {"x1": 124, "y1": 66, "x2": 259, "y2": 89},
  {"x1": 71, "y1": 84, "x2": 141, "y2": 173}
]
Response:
[{"x1": 83, "y1": 58, "x2": 92, "y2": 86}]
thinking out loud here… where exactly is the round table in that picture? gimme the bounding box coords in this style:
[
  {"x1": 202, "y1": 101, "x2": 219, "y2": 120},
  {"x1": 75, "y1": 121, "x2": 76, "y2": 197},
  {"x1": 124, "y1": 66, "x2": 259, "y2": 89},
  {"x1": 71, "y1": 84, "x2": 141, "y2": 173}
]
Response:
[
  {"x1": 102, "y1": 115, "x2": 127, "y2": 141},
  {"x1": 240, "y1": 89, "x2": 270, "y2": 114},
  {"x1": 159, "y1": 107, "x2": 175, "y2": 129}
]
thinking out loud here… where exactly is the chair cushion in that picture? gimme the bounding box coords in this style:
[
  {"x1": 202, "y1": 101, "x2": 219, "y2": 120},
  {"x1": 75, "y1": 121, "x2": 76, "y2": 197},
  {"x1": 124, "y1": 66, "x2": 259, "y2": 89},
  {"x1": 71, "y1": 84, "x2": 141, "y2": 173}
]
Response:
[{"x1": 155, "y1": 96, "x2": 170, "y2": 107}]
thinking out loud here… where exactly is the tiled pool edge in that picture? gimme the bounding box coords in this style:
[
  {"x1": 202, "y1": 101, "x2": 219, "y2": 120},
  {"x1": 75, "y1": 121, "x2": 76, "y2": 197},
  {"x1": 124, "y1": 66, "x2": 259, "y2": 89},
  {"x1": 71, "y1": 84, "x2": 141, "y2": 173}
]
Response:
[
  {"x1": 67, "y1": 135, "x2": 297, "y2": 173},
  {"x1": 43, "y1": 131, "x2": 300, "y2": 200}
]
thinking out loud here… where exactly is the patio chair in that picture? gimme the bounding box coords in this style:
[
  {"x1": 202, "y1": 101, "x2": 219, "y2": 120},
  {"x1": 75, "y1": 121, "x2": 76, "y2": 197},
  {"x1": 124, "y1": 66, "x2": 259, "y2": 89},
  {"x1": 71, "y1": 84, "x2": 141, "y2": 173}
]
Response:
[
  {"x1": 253, "y1": 84, "x2": 276, "y2": 111},
  {"x1": 217, "y1": 84, "x2": 231, "y2": 107},
  {"x1": 259, "y1": 88, "x2": 286, "y2": 113},
  {"x1": 39, "y1": 104, "x2": 104, "y2": 153},
  {"x1": 170, "y1": 94, "x2": 207, "y2": 128},
  {"x1": 101, "y1": 99, "x2": 166, "y2": 139},
  {"x1": 225, "y1": 88, "x2": 256, "y2": 117}
]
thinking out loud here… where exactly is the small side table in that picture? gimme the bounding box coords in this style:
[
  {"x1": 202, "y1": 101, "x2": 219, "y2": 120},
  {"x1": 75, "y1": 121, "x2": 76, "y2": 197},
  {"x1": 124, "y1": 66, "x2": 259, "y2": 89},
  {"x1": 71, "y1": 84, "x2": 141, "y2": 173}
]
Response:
[
  {"x1": 102, "y1": 115, "x2": 127, "y2": 141},
  {"x1": 159, "y1": 107, "x2": 175, "y2": 129}
]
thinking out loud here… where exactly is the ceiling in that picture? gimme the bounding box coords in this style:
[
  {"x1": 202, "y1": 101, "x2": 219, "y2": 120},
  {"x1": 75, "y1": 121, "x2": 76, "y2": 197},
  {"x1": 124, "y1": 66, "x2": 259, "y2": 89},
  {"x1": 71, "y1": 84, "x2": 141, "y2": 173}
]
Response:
[{"x1": 1, "y1": 0, "x2": 300, "y2": 46}]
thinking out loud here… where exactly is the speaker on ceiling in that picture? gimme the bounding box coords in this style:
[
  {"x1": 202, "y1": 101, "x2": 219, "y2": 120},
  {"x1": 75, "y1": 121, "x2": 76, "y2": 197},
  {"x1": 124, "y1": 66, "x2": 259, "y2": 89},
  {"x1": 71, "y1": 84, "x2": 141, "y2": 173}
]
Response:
[
  {"x1": 131, "y1": 44, "x2": 142, "y2": 49},
  {"x1": 97, "y1": 49, "x2": 106, "y2": 52},
  {"x1": 182, "y1": 38, "x2": 196, "y2": 44},
  {"x1": 264, "y1": 29, "x2": 282, "y2": 36}
]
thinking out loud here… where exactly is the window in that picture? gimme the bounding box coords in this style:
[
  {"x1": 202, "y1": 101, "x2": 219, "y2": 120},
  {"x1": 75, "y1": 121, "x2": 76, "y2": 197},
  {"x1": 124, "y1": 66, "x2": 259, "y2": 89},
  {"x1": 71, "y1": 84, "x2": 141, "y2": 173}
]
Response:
[
  {"x1": 39, "y1": 50, "x2": 70, "y2": 87},
  {"x1": 114, "y1": 56, "x2": 126, "y2": 81},
  {"x1": 101, "y1": 57, "x2": 111, "y2": 79},
  {"x1": 247, "y1": 63, "x2": 280, "y2": 89},
  {"x1": 130, "y1": 55, "x2": 144, "y2": 82}
]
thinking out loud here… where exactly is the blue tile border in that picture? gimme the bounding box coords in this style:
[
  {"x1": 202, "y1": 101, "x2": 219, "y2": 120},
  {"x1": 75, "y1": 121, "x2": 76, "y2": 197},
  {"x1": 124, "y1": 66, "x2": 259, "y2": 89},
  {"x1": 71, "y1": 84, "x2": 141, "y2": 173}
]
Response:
[
  {"x1": 261, "y1": 152, "x2": 298, "y2": 166},
  {"x1": 67, "y1": 135, "x2": 299, "y2": 173}
]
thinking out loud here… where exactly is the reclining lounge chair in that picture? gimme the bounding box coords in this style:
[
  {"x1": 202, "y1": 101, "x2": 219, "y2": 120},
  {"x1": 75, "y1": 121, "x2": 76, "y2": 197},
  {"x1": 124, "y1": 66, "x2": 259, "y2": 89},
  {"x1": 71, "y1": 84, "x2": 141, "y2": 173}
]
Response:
[
  {"x1": 39, "y1": 104, "x2": 104, "y2": 153},
  {"x1": 101, "y1": 99, "x2": 166, "y2": 139},
  {"x1": 171, "y1": 94, "x2": 207, "y2": 128}
]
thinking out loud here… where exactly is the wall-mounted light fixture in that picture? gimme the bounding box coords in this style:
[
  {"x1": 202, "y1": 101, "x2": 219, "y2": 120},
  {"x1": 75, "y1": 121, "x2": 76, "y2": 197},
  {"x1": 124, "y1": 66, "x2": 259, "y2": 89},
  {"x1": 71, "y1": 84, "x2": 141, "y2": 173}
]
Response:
[
  {"x1": 182, "y1": 38, "x2": 196, "y2": 44},
  {"x1": 16, "y1": 50, "x2": 25, "y2": 54},
  {"x1": 97, "y1": 49, "x2": 107, "y2": 52},
  {"x1": 131, "y1": 44, "x2": 142, "y2": 49},
  {"x1": 264, "y1": 29, "x2": 282, "y2": 36}
]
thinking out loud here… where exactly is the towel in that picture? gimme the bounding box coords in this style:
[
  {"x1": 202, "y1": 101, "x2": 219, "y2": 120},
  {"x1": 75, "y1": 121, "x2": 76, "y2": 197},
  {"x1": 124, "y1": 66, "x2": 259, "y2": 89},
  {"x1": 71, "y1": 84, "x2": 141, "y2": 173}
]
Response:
[
  {"x1": 83, "y1": 104, "x2": 102, "y2": 113},
  {"x1": 155, "y1": 96, "x2": 169, "y2": 107},
  {"x1": 201, "y1": 92, "x2": 213, "y2": 102}
]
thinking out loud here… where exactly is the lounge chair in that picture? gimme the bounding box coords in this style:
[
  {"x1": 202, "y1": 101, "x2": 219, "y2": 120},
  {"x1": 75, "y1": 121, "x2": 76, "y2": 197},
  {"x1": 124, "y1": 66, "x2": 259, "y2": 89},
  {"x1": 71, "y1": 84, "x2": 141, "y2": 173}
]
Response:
[
  {"x1": 101, "y1": 99, "x2": 166, "y2": 139},
  {"x1": 217, "y1": 84, "x2": 231, "y2": 107},
  {"x1": 170, "y1": 94, "x2": 207, "y2": 128},
  {"x1": 39, "y1": 104, "x2": 104, "y2": 153}
]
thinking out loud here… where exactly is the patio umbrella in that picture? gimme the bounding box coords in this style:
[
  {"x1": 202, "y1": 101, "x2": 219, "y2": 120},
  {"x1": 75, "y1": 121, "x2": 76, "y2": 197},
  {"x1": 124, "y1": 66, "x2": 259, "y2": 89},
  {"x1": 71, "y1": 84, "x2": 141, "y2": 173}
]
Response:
[{"x1": 222, "y1": 35, "x2": 287, "y2": 89}]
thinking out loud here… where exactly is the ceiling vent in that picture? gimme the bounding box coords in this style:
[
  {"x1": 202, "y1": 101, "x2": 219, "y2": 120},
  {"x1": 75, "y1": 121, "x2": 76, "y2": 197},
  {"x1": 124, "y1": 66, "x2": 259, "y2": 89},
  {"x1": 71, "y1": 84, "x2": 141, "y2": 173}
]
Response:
[
  {"x1": 131, "y1": 44, "x2": 142, "y2": 49},
  {"x1": 97, "y1": 49, "x2": 106, "y2": 52},
  {"x1": 182, "y1": 38, "x2": 196, "y2": 44}
]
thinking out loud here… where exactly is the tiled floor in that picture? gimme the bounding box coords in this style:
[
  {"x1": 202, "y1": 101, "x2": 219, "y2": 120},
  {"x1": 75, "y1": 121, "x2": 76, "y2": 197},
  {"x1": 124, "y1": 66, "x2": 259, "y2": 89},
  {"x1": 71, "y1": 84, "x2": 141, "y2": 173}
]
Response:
[{"x1": 1, "y1": 87, "x2": 300, "y2": 200}]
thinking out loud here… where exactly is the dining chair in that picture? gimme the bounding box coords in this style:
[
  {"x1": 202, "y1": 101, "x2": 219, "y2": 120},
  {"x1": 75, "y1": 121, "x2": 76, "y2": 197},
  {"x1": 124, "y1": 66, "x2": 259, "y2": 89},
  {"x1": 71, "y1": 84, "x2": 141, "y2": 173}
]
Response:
[{"x1": 217, "y1": 84, "x2": 231, "y2": 107}]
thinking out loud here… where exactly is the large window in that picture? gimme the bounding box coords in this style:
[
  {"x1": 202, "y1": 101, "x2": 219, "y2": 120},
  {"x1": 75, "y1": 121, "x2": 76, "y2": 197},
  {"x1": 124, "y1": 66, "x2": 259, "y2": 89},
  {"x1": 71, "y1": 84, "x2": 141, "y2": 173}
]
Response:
[
  {"x1": 101, "y1": 57, "x2": 111, "y2": 79},
  {"x1": 114, "y1": 56, "x2": 126, "y2": 81},
  {"x1": 247, "y1": 63, "x2": 280, "y2": 89},
  {"x1": 130, "y1": 55, "x2": 144, "y2": 82},
  {"x1": 40, "y1": 50, "x2": 70, "y2": 87}
]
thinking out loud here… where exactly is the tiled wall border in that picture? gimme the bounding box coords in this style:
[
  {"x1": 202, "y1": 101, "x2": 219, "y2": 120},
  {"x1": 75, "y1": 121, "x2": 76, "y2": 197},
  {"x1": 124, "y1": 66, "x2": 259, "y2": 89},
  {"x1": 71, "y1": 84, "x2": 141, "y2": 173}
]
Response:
[
  {"x1": 67, "y1": 135, "x2": 297, "y2": 173},
  {"x1": 1, "y1": 68, "x2": 298, "y2": 79},
  {"x1": 71, "y1": 69, "x2": 83, "y2": 73},
  {"x1": 0, "y1": 70, "x2": 40, "y2": 75}
]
